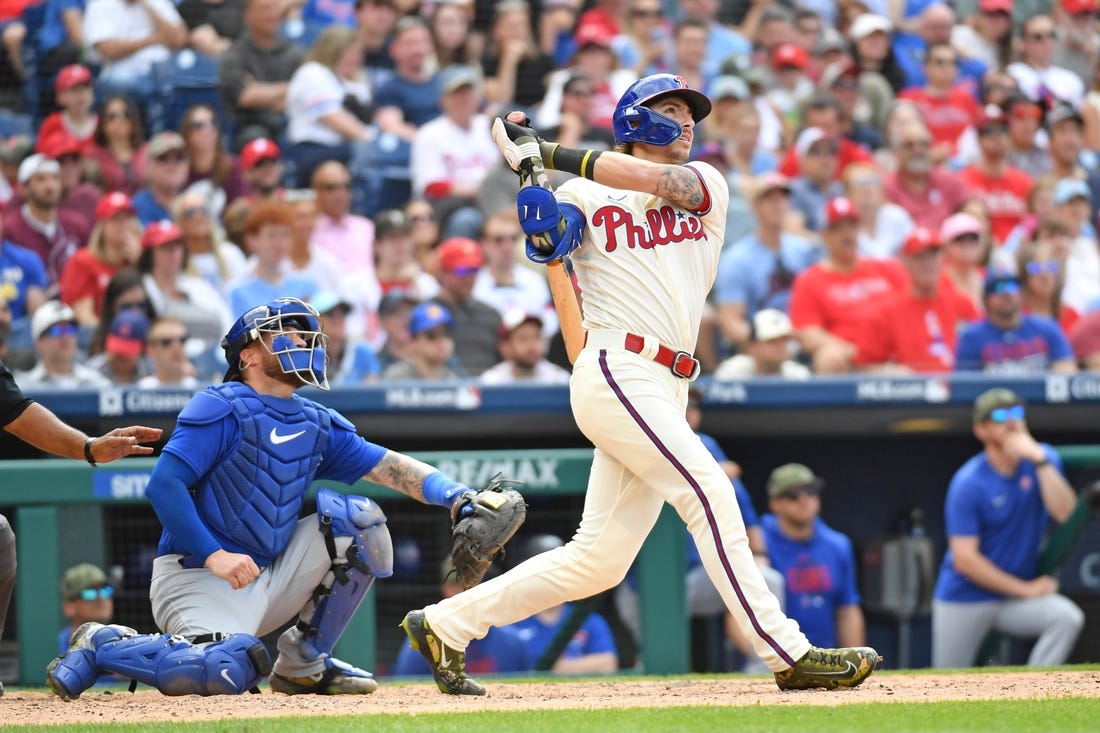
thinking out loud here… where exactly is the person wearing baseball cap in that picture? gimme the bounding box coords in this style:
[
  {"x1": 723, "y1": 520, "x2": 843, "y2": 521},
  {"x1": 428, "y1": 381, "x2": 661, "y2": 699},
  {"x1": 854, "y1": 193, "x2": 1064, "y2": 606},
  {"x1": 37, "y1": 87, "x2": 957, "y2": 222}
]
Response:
[
  {"x1": 380, "y1": 301, "x2": 465, "y2": 381},
  {"x1": 857, "y1": 228, "x2": 981, "y2": 373},
  {"x1": 789, "y1": 128, "x2": 844, "y2": 232},
  {"x1": 133, "y1": 132, "x2": 189, "y2": 225},
  {"x1": 239, "y1": 138, "x2": 285, "y2": 203},
  {"x1": 311, "y1": 291, "x2": 379, "y2": 386},
  {"x1": 35, "y1": 65, "x2": 96, "y2": 158},
  {"x1": 17, "y1": 301, "x2": 111, "y2": 389},
  {"x1": 480, "y1": 310, "x2": 569, "y2": 385},
  {"x1": 958, "y1": 105, "x2": 1033, "y2": 245},
  {"x1": 58, "y1": 191, "x2": 141, "y2": 329},
  {"x1": 431, "y1": 236, "x2": 502, "y2": 376},
  {"x1": 59, "y1": 564, "x2": 116, "y2": 656},
  {"x1": 762, "y1": 462, "x2": 865, "y2": 650},
  {"x1": 90, "y1": 308, "x2": 152, "y2": 384},
  {"x1": 955, "y1": 268, "x2": 1077, "y2": 373},
  {"x1": 767, "y1": 43, "x2": 814, "y2": 130},
  {"x1": 789, "y1": 196, "x2": 908, "y2": 373},
  {"x1": 713, "y1": 170, "x2": 816, "y2": 350},
  {"x1": 713, "y1": 308, "x2": 811, "y2": 380},
  {"x1": 931, "y1": 387, "x2": 1084, "y2": 669}
]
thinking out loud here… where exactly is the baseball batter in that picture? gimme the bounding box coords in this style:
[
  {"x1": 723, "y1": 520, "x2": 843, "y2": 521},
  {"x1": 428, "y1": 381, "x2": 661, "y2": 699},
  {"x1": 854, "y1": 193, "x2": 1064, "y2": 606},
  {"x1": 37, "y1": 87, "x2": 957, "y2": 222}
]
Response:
[
  {"x1": 47, "y1": 298, "x2": 481, "y2": 699},
  {"x1": 403, "y1": 74, "x2": 880, "y2": 694}
]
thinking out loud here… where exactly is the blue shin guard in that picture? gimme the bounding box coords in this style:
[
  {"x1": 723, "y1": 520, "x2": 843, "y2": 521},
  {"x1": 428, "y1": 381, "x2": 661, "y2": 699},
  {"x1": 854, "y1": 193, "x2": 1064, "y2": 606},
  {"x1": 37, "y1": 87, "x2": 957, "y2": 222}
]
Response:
[
  {"x1": 300, "y1": 490, "x2": 394, "y2": 668},
  {"x1": 48, "y1": 624, "x2": 271, "y2": 699},
  {"x1": 97, "y1": 631, "x2": 272, "y2": 696}
]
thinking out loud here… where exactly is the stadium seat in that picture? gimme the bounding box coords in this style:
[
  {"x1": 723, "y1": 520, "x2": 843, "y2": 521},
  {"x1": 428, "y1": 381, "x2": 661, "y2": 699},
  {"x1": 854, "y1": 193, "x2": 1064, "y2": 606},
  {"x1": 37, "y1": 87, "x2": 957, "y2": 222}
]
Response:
[
  {"x1": 19, "y1": 1, "x2": 48, "y2": 125},
  {"x1": 149, "y1": 50, "x2": 228, "y2": 136}
]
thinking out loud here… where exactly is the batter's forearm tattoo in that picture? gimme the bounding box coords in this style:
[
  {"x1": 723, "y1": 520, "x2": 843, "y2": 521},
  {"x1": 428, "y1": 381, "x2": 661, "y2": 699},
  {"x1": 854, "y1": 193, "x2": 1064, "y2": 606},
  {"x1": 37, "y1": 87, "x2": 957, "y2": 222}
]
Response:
[
  {"x1": 655, "y1": 166, "x2": 705, "y2": 210},
  {"x1": 366, "y1": 452, "x2": 432, "y2": 501}
]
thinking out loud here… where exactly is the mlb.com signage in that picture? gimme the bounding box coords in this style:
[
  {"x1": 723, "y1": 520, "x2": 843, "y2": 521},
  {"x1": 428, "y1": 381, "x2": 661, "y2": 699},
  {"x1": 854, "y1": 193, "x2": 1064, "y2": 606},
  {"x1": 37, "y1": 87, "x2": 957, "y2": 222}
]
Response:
[{"x1": 90, "y1": 449, "x2": 596, "y2": 501}]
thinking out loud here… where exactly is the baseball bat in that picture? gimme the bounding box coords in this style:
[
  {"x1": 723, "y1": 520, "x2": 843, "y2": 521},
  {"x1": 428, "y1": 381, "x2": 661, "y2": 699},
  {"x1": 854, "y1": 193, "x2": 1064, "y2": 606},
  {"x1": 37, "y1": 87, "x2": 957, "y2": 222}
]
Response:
[{"x1": 514, "y1": 137, "x2": 585, "y2": 365}]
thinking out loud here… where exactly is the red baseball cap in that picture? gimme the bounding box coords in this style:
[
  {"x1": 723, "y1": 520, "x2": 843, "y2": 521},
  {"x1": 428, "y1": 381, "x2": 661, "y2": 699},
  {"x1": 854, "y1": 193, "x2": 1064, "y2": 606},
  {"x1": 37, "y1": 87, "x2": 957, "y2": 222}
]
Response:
[
  {"x1": 240, "y1": 138, "x2": 281, "y2": 172},
  {"x1": 39, "y1": 132, "x2": 82, "y2": 159},
  {"x1": 55, "y1": 64, "x2": 92, "y2": 93},
  {"x1": 976, "y1": 104, "x2": 1007, "y2": 130},
  {"x1": 141, "y1": 220, "x2": 183, "y2": 249},
  {"x1": 773, "y1": 43, "x2": 810, "y2": 70},
  {"x1": 901, "y1": 228, "x2": 942, "y2": 256},
  {"x1": 437, "y1": 237, "x2": 484, "y2": 273},
  {"x1": 1061, "y1": 0, "x2": 1097, "y2": 15},
  {"x1": 978, "y1": 0, "x2": 1012, "y2": 11},
  {"x1": 825, "y1": 197, "x2": 859, "y2": 226},
  {"x1": 95, "y1": 192, "x2": 136, "y2": 221},
  {"x1": 574, "y1": 24, "x2": 615, "y2": 50}
]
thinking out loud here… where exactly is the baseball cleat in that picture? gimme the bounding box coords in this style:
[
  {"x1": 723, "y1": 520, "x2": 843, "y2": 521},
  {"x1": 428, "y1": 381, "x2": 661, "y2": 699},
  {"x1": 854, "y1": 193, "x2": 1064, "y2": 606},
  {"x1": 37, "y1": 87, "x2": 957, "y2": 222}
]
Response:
[
  {"x1": 47, "y1": 622, "x2": 135, "y2": 701},
  {"x1": 774, "y1": 646, "x2": 880, "y2": 691},
  {"x1": 269, "y1": 668, "x2": 379, "y2": 695},
  {"x1": 400, "y1": 610, "x2": 485, "y2": 696}
]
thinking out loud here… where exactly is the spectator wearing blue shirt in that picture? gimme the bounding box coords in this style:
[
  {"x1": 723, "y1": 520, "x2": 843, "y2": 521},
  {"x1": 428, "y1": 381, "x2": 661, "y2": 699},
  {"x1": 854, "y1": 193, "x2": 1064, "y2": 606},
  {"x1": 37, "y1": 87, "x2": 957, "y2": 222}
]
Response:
[
  {"x1": 132, "y1": 133, "x2": 190, "y2": 227},
  {"x1": 893, "y1": 3, "x2": 987, "y2": 93},
  {"x1": 313, "y1": 291, "x2": 379, "y2": 386},
  {"x1": 509, "y1": 535, "x2": 618, "y2": 675},
  {"x1": 393, "y1": 558, "x2": 532, "y2": 677},
  {"x1": 932, "y1": 389, "x2": 1084, "y2": 668},
  {"x1": 761, "y1": 464, "x2": 864, "y2": 650},
  {"x1": 0, "y1": 231, "x2": 48, "y2": 322},
  {"x1": 714, "y1": 173, "x2": 820, "y2": 351},
  {"x1": 955, "y1": 271, "x2": 1077, "y2": 374}
]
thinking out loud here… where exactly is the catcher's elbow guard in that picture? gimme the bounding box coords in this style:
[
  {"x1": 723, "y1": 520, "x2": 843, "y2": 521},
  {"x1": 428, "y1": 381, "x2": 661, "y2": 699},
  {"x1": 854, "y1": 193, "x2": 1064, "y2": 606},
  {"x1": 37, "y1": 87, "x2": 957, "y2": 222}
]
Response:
[{"x1": 518, "y1": 189, "x2": 584, "y2": 263}]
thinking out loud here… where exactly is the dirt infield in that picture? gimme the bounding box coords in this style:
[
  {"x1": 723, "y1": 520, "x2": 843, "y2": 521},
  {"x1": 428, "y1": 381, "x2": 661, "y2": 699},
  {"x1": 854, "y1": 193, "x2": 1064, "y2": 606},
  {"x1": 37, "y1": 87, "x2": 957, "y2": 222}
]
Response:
[{"x1": 2, "y1": 670, "x2": 1098, "y2": 724}]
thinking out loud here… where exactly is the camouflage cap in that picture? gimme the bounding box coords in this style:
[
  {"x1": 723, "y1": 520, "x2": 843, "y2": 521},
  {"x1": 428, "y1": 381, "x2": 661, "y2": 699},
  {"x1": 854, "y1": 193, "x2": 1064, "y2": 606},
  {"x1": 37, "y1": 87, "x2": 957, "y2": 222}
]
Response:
[
  {"x1": 767, "y1": 463, "x2": 824, "y2": 498},
  {"x1": 973, "y1": 388, "x2": 1023, "y2": 424}
]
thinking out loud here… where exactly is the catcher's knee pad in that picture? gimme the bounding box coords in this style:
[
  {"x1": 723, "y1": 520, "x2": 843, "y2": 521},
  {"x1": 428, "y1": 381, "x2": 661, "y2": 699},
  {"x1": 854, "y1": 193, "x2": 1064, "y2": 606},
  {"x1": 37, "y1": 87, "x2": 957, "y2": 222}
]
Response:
[
  {"x1": 96, "y1": 632, "x2": 271, "y2": 696},
  {"x1": 303, "y1": 489, "x2": 394, "y2": 658}
]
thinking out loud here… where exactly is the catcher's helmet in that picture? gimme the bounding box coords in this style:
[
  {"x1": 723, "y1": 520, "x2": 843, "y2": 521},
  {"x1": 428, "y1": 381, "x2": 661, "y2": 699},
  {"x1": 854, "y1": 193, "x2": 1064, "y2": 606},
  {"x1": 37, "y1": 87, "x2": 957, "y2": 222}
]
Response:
[
  {"x1": 222, "y1": 297, "x2": 329, "y2": 389},
  {"x1": 612, "y1": 73, "x2": 712, "y2": 147}
]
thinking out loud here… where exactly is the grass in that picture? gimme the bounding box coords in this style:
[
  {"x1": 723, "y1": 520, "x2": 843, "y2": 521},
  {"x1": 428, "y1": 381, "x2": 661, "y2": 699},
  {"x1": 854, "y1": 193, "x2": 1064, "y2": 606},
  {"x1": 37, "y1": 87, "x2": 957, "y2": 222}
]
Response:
[{"x1": 3, "y1": 698, "x2": 1100, "y2": 733}]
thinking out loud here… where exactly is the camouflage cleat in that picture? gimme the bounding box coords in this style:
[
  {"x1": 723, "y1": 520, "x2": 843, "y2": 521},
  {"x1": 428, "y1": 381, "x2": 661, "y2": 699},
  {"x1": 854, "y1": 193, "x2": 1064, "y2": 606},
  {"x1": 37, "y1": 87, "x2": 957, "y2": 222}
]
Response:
[
  {"x1": 774, "y1": 646, "x2": 880, "y2": 691},
  {"x1": 400, "y1": 610, "x2": 485, "y2": 696},
  {"x1": 269, "y1": 667, "x2": 378, "y2": 695}
]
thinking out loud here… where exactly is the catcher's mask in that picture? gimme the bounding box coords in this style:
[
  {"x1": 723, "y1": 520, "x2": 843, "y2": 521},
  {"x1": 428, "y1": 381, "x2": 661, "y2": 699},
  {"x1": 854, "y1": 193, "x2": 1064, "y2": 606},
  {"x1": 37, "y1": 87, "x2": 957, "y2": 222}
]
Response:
[{"x1": 222, "y1": 297, "x2": 329, "y2": 390}]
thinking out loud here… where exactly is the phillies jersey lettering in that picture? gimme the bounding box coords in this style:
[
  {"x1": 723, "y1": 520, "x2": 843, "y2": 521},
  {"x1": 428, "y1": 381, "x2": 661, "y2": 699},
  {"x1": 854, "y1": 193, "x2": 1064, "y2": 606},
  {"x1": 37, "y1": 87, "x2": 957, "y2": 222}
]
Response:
[{"x1": 592, "y1": 204, "x2": 707, "y2": 252}]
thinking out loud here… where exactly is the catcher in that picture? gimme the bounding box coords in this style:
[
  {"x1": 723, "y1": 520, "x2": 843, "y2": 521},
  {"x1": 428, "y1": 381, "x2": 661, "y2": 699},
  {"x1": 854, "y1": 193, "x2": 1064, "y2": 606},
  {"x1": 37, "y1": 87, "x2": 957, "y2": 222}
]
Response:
[{"x1": 46, "y1": 297, "x2": 525, "y2": 699}]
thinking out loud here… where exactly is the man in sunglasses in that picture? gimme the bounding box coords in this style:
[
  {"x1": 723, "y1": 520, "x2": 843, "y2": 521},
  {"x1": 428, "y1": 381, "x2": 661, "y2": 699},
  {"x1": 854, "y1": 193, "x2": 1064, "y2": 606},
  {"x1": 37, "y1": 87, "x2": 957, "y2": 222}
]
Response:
[
  {"x1": 59, "y1": 564, "x2": 116, "y2": 655},
  {"x1": 955, "y1": 271, "x2": 1077, "y2": 374},
  {"x1": 932, "y1": 388, "x2": 1084, "y2": 667},
  {"x1": 15, "y1": 301, "x2": 110, "y2": 389},
  {"x1": 761, "y1": 463, "x2": 866, "y2": 651}
]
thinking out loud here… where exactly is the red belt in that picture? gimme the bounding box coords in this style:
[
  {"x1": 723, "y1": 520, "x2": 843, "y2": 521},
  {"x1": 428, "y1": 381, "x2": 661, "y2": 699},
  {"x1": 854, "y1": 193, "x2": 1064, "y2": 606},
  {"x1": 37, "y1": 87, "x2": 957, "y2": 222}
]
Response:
[{"x1": 585, "y1": 331, "x2": 700, "y2": 379}]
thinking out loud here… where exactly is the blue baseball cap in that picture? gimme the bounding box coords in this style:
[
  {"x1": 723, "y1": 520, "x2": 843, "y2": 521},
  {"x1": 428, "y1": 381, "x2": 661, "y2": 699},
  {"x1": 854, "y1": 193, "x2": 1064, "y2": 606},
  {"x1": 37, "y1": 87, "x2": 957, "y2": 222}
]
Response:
[
  {"x1": 984, "y1": 271, "x2": 1020, "y2": 296},
  {"x1": 409, "y1": 302, "x2": 453, "y2": 337},
  {"x1": 1053, "y1": 178, "x2": 1091, "y2": 206}
]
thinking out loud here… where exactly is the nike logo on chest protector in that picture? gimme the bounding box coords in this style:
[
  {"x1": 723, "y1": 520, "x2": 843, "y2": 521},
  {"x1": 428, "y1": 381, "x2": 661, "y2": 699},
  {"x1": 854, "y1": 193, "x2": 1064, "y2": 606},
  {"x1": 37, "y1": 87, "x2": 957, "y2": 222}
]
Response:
[{"x1": 270, "y1": 427, "x2": 307, "y2": 444}]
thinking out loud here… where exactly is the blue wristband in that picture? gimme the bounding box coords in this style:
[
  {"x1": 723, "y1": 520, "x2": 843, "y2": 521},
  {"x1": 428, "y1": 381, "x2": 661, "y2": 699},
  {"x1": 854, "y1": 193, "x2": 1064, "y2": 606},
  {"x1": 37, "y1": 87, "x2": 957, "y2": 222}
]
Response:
[{"x1": 422, "y1": 471, "x2": 470, "y2": 509}]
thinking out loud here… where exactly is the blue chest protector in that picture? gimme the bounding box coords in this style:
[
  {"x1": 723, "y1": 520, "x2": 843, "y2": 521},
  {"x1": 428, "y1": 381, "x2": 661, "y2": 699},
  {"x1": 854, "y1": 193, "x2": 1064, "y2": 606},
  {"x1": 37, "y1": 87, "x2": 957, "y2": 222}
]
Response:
[{"x1": 190, "y1": 383, "x2": 332, "y2": 567}]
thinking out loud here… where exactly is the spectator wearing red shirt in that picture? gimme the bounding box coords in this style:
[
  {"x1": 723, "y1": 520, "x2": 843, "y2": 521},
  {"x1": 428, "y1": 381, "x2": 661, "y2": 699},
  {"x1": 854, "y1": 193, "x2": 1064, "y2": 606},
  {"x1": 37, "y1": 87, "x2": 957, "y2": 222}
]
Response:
[
  {"x1": 790, "y1": 197, "x2": 908, "y2": 373},
  {"x1": 59, "y1": 192, "x2": 141, "y2": 329},
  {"x1": 959, "y1": 106, "x2": 1033, "y2": 246},
  {"x1": 884, "y1": 119, "x2": 969, "y2": 231},
  {"x1": 778, "y1": 93, "x2": 873, "y2": 180},
  {"x1": 1016, "y1": 235, "x2": 1079, "y2": 337},
  {"x1": 857, "y1": 228, "x2": 981, "y2": 373},
  {"x1": 897, "y1": 43, "x2": 982, "y2": 158},
  {"x1": 938, "y1": 212, "x2": 987, "y2": 311},
  {"x1": 35, "y1": 66, "x2": 98, "y2": 157}
]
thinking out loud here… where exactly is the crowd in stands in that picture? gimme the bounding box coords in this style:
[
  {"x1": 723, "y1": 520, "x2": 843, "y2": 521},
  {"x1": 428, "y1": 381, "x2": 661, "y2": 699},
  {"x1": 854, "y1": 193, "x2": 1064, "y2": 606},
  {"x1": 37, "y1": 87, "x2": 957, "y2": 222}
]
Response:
[{"x1": 2, "y1": 0, "x2": 1100, "y2": 388}]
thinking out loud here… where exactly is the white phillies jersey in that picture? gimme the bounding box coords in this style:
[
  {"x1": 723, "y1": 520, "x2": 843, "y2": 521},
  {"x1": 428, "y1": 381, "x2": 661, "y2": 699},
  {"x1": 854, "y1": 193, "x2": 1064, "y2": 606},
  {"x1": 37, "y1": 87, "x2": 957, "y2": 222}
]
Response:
[{"x1": 556, "y1": 161, "x2": 729, "y2": 353}]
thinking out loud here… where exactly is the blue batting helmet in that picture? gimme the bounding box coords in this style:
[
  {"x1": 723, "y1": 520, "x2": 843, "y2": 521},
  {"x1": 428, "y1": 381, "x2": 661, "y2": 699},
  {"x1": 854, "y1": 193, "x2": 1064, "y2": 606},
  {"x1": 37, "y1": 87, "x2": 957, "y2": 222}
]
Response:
[
  {"x1": 222, "y1": 297, "x2": 329, "y2": 389},
  {"x1": 612, "y1": 74, "x2": 712, "y2": 147}
]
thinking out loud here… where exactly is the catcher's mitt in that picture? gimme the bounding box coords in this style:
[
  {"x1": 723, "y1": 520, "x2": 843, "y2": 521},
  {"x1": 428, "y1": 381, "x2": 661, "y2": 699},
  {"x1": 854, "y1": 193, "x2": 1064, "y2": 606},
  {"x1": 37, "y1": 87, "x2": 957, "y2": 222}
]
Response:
[{"x1": 450, "y1": 477, "x2": 528, "y2": 589}]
